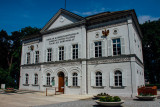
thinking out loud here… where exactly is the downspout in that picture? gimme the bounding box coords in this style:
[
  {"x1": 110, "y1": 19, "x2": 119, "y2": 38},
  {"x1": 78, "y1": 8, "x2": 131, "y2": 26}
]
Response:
[
  {"x1": 86, "y1": 24, "x2": 88, "y2": 94},
  {"x1": 19, "y1": 43, "x2": 23, "y2": 89},
  {"x1": 127, "y1": 18, "x2": 134, "y2": 98}
]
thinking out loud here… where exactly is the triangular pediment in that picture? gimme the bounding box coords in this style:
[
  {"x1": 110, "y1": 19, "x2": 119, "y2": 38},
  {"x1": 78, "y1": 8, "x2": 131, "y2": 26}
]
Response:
[{"x1": 41, "y1": 9, "x2": 84, "y2": 32}]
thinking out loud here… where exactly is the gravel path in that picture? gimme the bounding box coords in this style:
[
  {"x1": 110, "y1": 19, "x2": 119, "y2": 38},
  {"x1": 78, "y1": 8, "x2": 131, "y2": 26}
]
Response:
[{"x1": 35, "y1": 98, "x2": 160, "y2": 107}]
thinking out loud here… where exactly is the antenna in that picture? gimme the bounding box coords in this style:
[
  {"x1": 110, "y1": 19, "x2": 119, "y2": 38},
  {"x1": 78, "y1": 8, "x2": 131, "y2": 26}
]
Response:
[{"x1": 65, "y1": 0, "x2": 66, "y2": 9}]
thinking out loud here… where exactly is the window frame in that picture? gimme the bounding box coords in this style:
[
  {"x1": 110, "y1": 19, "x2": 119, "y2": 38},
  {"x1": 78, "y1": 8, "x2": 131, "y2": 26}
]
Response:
[
  {"x1": 72, "y1": 44, "x2": 78, "y2": 59},
  {"x1": 25, "y1": 74, "x2": 29, "y2": 84},
  {"x1": 112, "y1": 38, "x2": 121, "y2": 56},
  {"x1": 27, "y1": 52, "x2": 30, "y2": 64},
  {"x1": 34, "y1": 74, "x2": 38, "y2": 85},
  {"x1": 35, "y1": 51, "x2": 39, "y2": 63},
  {"x1": 95, "y1": 71, "x2": 102, "y2": 86},
  {"x1": 47, "y1": 48, "x2": 52, "y2": 62},
  {"x1": 46, "y1": 73, "x2": 51, "y2": 86},
  {"x1": 59, "y1": 46, "x2": 64, "y2": 61},
  {"x1": 94, "y1": 41, "x2": 102, "y2": 58},
  {"x1": 114, "y1": 70, "x2": 122, "y2": 87},
  {"x1": 72, "y1": 72, "x2": 78, "y2": 86}
]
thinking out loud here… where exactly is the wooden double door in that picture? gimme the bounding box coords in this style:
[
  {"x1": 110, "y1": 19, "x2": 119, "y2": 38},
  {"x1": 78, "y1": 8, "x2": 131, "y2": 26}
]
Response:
[{"x1": 58, "y1": 72, "x2": 64, "y2": 93}]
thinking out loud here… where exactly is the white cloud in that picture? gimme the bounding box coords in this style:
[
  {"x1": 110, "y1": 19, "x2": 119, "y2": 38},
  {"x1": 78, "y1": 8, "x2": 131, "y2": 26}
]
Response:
[
  {"x1": 72, "y1": 8, "x2": 109, "y2": 16},
  {"x1": 138, "y1": 15, "x2": 159, "y2": 24}
]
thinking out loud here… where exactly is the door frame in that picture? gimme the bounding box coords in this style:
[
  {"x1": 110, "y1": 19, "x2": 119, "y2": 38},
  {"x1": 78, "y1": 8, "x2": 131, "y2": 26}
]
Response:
[{"x1": 58, "y1": 72, "x2": 65, "y2": 93}]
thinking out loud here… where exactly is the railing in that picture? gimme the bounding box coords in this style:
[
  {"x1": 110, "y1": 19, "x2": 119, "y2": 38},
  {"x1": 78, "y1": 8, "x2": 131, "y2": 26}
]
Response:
[
  {"x1": 46, "y1": 87, "x2": 57, "y2": 96},
  {"x1": 138, "y1": 86, "x2": 157, "y2": 95}
]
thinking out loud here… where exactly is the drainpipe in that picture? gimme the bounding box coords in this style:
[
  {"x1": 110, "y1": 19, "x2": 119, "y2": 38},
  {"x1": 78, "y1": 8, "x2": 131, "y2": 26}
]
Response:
[
  {"x1": 85, "y1": 24, "x2": 88, "y2": 94},
  {"x1": 127, "y1": 18, "x2": 134, "y2": 98}
]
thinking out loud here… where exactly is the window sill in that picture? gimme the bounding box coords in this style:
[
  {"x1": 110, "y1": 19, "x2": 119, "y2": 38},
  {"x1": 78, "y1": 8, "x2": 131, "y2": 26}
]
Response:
[
  {"x1": 92, "y1": 86, "x2": 105, "y2": 88},
  {"x1": 110, "y1": 86, "x2": 125, "y2": 89},
  {"x1": 43, "y1": 85, "x2": 52, "y2": 87},
  {"x1": 68, "y1": 86, "x2": 80, "y2": 88},
  {"x1": 23, "y1": 84, "x2": 29, "y2": 86},
  {"x1": 32, "y1": 84, "x2": 39, "y2": 86}
]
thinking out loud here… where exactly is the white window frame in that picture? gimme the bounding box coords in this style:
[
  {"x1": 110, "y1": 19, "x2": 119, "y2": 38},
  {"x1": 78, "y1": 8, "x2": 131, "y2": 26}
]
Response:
[
  {"x1": 34, "y1": 74, "x2": 38, "y2": 85},
  {"x1": 72, "y1": 73, "x2": 78, "y2": 86},
  {"x1": 112, "y1": 38, "x2": 121, "y2": 55},
  {"x1": 59, "y1": 46, "x2": 64, "y2": 61},
  {"x1": 94, "y1": 41, "x2": 102, "y2": 57},
  {"x1": 25, "y1": 74, "x2": 29, "y2": 84},
  {"x1": 46, "y1": 73, "x2": 50, "y2": 85},
  {"x1": 27, "y1": 53, "x2": 30, "y2": 64},
  {"x1": 114, "y1": 70, "x2": 122, "y2": 87},
  {"x1": 35, "y1": 51, "x2": 39, "y2": 63},
  {"x1": 96, "y1": 71, "x2": 102, "y2": 86},
  {"x1": 72, "y1": 44, "x2": 78, "y2": 59},
  {"x1": 47, "y1": 48, "x2": 52, "y2": 62}
]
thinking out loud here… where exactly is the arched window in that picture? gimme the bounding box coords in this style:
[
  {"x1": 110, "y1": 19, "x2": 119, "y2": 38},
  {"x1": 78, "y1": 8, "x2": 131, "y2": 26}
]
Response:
[
  {"x1": 25, "y1": 74, "x2": 29, "y2": 84},
  {"x1": 34, "y1": 74, "x2": 38, "y2": 85},
  {"x1": 96, "y1": 71, "x2": 102, "y2": 86},
  {"x1": 115, "y1": 70, "x2": 122, "y2": 86},
  {"x1": 46, "y1": 73, "x2": 50, "y2": 85},
  {"x1": 72, "y1": 73, "x2": 78, "y2": 86}
]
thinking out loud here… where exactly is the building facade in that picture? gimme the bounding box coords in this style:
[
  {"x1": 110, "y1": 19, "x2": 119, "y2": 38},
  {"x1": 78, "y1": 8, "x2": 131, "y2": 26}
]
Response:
[{"x1": 19, "y1": 9, "x2": 145, "y2": 97}]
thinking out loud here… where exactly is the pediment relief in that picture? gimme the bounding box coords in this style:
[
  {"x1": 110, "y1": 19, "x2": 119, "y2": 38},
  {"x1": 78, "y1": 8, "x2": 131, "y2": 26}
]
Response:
[{"x1": 41, "y1": 9, "x2": 84, "y2": 33}]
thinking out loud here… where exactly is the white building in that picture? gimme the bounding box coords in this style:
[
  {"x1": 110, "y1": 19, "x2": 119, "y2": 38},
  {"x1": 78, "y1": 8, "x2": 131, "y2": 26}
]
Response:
[{"x1": 19, "y1": 9, "x2": 145, "y2": 97}]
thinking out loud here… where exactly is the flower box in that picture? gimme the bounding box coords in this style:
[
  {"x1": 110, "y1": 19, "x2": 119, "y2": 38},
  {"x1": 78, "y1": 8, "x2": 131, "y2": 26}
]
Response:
[
  {"x1": 95, "y1": 100, "x2": 124, "y2": 107},
  {"x1": 136, "y1": 96, "x2": 156, "y2": 100},
  {"x1": 4, "y1": 88, "x2": 16, "y2": 93}
]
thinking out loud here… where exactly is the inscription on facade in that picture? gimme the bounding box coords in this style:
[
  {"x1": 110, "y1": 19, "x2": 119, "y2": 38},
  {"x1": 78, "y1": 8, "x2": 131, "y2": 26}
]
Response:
[{"x1": 46, "y1": 32, "x2": 79, "y2": 45}]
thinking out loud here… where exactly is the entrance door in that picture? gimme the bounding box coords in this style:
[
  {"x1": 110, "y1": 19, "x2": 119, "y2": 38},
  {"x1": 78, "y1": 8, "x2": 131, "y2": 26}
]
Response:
[{"x1": 58, "y1": 72, "x2": 64, "y2": 92}]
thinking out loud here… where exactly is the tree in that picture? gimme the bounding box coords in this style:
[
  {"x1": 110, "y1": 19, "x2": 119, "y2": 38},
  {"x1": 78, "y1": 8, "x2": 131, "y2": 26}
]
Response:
[
  {"x1": 0, "y1": 26, "x2": 41, "y2": 88},
  {"x1": 140, "y1": 20, "x2": 160, "y2": 84}
]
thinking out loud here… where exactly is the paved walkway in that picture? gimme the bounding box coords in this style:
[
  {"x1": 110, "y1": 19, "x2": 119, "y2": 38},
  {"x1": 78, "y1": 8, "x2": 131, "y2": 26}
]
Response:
[
  {"x1": 0, "y1": 90, "x2": 160, "y2": 107},
  {"x1": 0, "y1": 90, "x2": 93, "y2": 107}
]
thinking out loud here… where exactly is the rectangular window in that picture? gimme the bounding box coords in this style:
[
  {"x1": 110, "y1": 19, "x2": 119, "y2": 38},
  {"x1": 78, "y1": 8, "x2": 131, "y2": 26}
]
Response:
[
  {"x1": 112, "y1": 38, "x2": 121, "y2": 55},
  {"x1": 27, "y1": 53, "x2": 30, "y2": 64},
  {"x1": 59, "y1": 46, "x2": 64, "y2": 61},
  {"x1": 72, "y1": 44, "x2": 78, "y2": 59},
  {"x1": 35, "y1": 51, "x2": 39, "y2": 63},
  {"x1": 95, "y1": 41, "x2": 102, "y2": 57},
  {"x1": 47, "y1": 48, "x2": 52, "y2": 62}
]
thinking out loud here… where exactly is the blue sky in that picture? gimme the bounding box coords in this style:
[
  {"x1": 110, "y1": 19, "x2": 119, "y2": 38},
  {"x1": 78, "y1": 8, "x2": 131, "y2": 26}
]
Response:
[{"x1": 0, "y1": 0, "x2": 160, "y2": 35}]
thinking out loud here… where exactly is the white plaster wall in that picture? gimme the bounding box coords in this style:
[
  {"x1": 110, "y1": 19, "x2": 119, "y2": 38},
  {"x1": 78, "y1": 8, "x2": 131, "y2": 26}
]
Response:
[
  {"x1": 43, "y1": 26, "x2": 86, "y2": 62},
  {"x1": 21, "y1": 41, "x2": 43, "y2": 65},
  {"x1": 19, "y1": 66, "x2": 42, "y2": 91},
  {"x1": 135, "y1": 63, "x2": 145, "y2": 89},
  {"x1": 127, "y1": 17, "x2": 143, "y2": 62},
  {"x1": 132, "y1": 24, "x2": 143, "y2": 62},
  {"x1": 87, "y1": 19, "x2": 130, "y2": 58},
  {"x1": 20, "y1": 64, "x2": 83, "y2": 95},
  {"x1": 87, "y1": 62, "x2": 134, "y2": 97}
]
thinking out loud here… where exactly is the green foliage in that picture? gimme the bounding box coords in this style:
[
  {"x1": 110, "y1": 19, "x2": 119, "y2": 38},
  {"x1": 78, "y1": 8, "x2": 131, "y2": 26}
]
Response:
[
  {"x1": 0, "y1": 26, "x2": 40, "y2": 89},
  {"x1": 97, "y1": 93, "x2": 109, "y2": 96},
  {"x1": 140, "y1": 19, "x2": 160, "y2": 84},
  {"x1": 99, "y1": 96, "x2": 121, "y2": 102},
  {"x1": 113, "y1": 96, "x2": 121, "y2": 102},
  {"x1": 100, "y1": 96, "x2": 107, "y2": 102},
  {"x1": 145, "y1": 84, "x2": 160, "y2": 89},
  {"x1": 139, "y1": 93, "x2": 154, "y2": 96}
]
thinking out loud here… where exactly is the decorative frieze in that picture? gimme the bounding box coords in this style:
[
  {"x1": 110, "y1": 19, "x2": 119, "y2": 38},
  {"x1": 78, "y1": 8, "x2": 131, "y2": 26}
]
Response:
[
  {"x1": 88, "y1": 57, "x2": 131, "y2": 64},
  {"x1": 43, "y1": 62, "x2": 81, "y2": 68},
  {"x1": 22, "y1": 66, "x2": 41, "y2": 69}
]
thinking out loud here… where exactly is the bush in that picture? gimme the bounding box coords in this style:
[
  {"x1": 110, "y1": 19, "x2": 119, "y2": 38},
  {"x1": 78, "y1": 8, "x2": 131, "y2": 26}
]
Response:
[
  {"x1": 99, "y1": 96, "x2": 121, "y2": 102},
  {"x1": 97, "y1": 93, "x2": 110, "y2": 96},
  {"x1": 113, "y1": 96, "x2": 121, "y2": 102},
  {"x1": 145, "y1": 84, "x2": 160, "y2": 89},
  {"x1": 100, "y1": 96, "x2": 107, "y2": 102}
]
